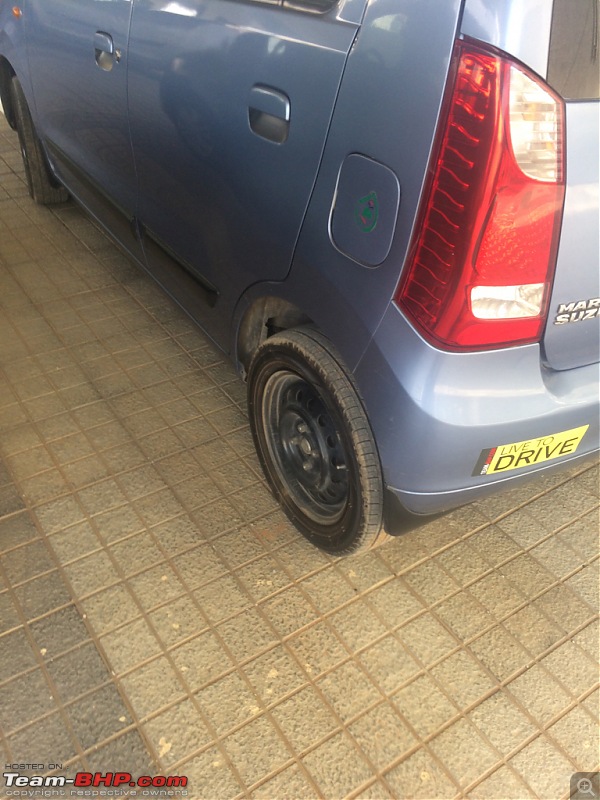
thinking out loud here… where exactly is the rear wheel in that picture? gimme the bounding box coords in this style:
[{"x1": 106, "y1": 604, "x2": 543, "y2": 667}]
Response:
[
  {"x1": 10, "y1": 76, "x2": 68, "y2": 204},
  {"x1": 248, "y1": 327, "x2": 390, "y2": 554}
]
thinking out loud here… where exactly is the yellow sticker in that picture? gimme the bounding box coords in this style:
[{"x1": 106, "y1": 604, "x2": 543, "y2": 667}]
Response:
[{"x1": 474, "y1": 425, "x2": 589, "y2": 476}]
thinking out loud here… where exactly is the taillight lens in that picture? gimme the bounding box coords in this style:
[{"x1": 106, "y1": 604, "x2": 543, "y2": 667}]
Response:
[{"x1": 396, "y1": 41, "x2": 565, "y2": 350}]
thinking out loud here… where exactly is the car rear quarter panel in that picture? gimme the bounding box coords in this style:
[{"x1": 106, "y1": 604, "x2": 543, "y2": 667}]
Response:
[{"x1": 237, "y1": 0, "x2": 463, "y2": 371}]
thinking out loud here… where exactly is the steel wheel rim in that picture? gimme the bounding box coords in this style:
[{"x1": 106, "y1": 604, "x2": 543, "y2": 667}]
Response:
[{"x1": 261, "y1": 370, "x2": 350, "y2": 525}]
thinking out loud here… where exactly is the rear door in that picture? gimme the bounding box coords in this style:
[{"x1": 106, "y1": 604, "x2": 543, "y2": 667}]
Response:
[
  {"x1": 542, "y1": 0, "x2": 600, "y2": 370},
  {"x1": 126, "y1": 0, "x2": 365, "y2": 343}
]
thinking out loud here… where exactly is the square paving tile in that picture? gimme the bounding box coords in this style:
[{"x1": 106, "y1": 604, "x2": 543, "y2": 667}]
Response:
[
  {"x1": 469, "y1": 625, "x2": 532, "y2": 681},
  {"x1": 468, "y1": 690, "x2": 536, "y2": 756},
  {"x1": 349, "y1": 701, "x2": 418, "y2": 770},
  {"x1": 358, "y1": 634, "x2": 422, "y2": 695},
  {"x1": 198, "y1": 671, "x2": 263, "y2": 737},
  {"x1": 66, "y1": 683, "x2": 133, "y2": 751},
  {"x1": 317, "y1": 661, "x2": 383, "y2": 721},
  {"x1": 469, "y1": 765, "x2": 536, "y2": 799},
  {"x1": 119, "y1": 656, "x2": 187, "y2": 719},
  {"x1": 507, "y1": 663, "x2": 573, "y2": 726},
  {"x1": 6, "y1": 711, "x2": 79, "y2": 768},
  {"x1": 399, "y1": 612, "x2": 461, "y2": 667},
  {"x1": 392, "y1": 673, "x2": 460, "y2": 739},
  {"x1": 509, "y1": 734, "x2": 577, "y2": 800},
  {"x1": 301, "y1": 732, "x2": 374, "y2": 799},
  {"x1": 548, "y1": 705, "x2": 599, "y2": 772},
  {"x1": 222, "y1": 714, "x2": 293, "y2": 790},
  {"x1": 384, "y1": 746, "x2": 459, "y2": 799},
  {"x1": 430, "y1": 650, "x2": 496, "y2": 709},
  {"x1": 429, "y1": 717, "x2": 501, "y2": 787},
  {"x1": 143, "y1": 697, "x2": 213, "y2": 768},
  {"x1": 243, "y1": 645, "x2": 307, "y2": 706}
]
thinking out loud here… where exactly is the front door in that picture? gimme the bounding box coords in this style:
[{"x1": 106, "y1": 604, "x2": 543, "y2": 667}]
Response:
[{"x1": 25, "y1": 0, "x2": 139, "y2": 256}]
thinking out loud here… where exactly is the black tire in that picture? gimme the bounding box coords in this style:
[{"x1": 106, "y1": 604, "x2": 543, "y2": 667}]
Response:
[
  {"x1": 10, "y1": 76, "x2": 69, "y2": 204},
  {"x1": 247, "y1": 327, "x2": 390, "y2": 554}
]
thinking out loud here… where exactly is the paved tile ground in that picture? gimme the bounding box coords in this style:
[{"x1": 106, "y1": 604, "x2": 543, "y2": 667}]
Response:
[{"x1": 0, "y1": 111, "x2": 598, "y2": 800}]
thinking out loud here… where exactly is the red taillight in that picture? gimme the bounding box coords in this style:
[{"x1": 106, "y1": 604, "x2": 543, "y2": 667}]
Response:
[{"x1": 396, "y1": 41, "x2": 565, "y2": 350}]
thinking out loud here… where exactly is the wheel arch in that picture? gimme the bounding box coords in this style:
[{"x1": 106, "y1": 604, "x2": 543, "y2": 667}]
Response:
[
  {"x1": 236, "y1": 295, "x2": 314, "y2": 375},
  {"x1": 235, "y1": 291, "x2": 431, "y2": 539}
]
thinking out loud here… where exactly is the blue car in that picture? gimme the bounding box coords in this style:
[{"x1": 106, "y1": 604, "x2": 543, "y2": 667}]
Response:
[{"x1": 1, "y1": 0, "x2": 598, "y2": 552}]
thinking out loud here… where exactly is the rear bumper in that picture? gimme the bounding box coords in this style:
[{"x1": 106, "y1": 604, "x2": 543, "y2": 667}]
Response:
[
  {"x1": 383, "y1": 448, "x2": 596, "y2": 528},
  {"x1": 355, "y1": 304, "x2": 600, "y2": 519}
]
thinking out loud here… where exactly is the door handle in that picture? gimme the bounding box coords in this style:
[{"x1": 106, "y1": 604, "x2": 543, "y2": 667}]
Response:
[
  {"x1": 249, "y1": 85, "x2": 290, "y2": 144},
  {"x1": 94, "y1": 31, "x2": 119, "y2": 71}
]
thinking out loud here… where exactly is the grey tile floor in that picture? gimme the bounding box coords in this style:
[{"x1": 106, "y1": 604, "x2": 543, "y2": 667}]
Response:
[{"x1": 0, "y1": 111, "x2": 598, "y2": 800}]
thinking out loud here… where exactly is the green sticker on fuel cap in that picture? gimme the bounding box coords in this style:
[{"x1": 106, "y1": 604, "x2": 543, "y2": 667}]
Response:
[
  {"x1": 355, "y1": 191, "x2": 379, "y2": 233},
  {"x1": 330, "y1": 154, "x2": 400, "y2": 267}
]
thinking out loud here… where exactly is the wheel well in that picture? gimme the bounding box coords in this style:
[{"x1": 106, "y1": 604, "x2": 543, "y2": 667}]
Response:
[
  {"x1": 237, "y1": 297, "x2": 313, "y2": 375},
  {"x1": 0, "y1": 58, "x2": 16, "y2": 129}
]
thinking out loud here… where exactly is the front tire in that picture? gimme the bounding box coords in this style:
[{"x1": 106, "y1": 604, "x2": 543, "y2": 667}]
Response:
[
  {"x1": 10, "y1": 77, "x2": 69, "y2": 205},
  {"x1": 247, "y1": 327, "x2": 389, "y2": 554}
]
